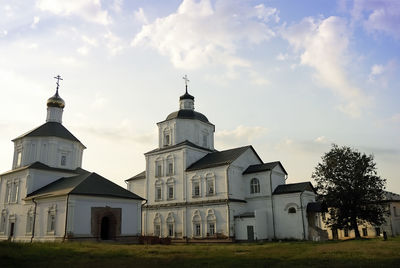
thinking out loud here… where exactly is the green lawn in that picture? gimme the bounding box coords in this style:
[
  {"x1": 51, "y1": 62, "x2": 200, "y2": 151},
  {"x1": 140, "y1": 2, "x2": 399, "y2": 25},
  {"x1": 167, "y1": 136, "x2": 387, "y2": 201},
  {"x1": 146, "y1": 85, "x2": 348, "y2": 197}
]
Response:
[{"x1": 1, "y1": 238, "x2": 400, "y2": 267}]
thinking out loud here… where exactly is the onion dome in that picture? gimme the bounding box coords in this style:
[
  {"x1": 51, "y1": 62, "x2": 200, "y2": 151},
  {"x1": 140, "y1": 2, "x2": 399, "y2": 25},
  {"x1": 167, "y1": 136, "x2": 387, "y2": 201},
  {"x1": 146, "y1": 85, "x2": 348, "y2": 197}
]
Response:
[
  {"x1": 180, "y1": 91, "x2": 194, "y2": 100},
  {"x1": 47, "y1": 90, "x2": 65, "y2": 108}
]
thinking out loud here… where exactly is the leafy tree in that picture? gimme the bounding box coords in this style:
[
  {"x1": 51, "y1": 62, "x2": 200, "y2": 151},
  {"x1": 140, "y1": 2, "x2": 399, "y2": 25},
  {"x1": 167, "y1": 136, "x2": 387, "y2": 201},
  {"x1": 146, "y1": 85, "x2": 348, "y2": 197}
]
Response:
[{"x1": 313, "y1": 144, "x2": 386, "y2": 238}]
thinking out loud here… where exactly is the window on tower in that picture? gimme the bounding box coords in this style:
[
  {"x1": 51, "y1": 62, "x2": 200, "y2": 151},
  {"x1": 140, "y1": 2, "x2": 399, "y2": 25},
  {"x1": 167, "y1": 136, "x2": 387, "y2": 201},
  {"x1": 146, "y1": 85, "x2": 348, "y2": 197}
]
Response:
[
  {"x1": 61, "y1": 155, "x2": 67, "y2": 166},
  {"x1": 16, "y1": 151, "x2": 22, "y2": 167}
]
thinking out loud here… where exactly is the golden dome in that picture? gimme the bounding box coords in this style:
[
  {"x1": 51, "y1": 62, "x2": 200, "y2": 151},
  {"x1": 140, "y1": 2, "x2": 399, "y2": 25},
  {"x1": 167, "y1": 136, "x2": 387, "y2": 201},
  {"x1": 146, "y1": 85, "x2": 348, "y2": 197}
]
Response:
[{"x1": 47, "y1": 90, "x2": 65, "y2": 108}]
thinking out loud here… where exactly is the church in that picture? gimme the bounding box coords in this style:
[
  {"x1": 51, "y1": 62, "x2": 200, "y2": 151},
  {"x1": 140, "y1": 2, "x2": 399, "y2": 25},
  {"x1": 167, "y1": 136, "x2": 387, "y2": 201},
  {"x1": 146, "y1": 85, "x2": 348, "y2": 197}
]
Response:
[
  {"x1": 126, "y1": 78, "x2": 327, "y2": 241},
  {"x1": 0, "y1": 77, "x2": 143, "y2": 242}
]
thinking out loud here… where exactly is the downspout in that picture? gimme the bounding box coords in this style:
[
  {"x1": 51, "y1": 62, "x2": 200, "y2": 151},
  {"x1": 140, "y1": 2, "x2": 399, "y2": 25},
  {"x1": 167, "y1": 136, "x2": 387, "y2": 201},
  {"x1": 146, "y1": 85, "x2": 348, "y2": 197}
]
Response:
[
  {"x1": 270, "y1": 172, "x2": 276, "y2": 240},
  {"x1": 300, "y1": 191, "x2": 306, "y2": 240},
  {"x1": 226, "y1": 166, "x2": 231, "y2": 238},
  {"x1": 30, "y1": 198, "x2": 37, "y2": 243},
  {"x1": 63, "y1": 194, "x2": 70, "y2": 242}
]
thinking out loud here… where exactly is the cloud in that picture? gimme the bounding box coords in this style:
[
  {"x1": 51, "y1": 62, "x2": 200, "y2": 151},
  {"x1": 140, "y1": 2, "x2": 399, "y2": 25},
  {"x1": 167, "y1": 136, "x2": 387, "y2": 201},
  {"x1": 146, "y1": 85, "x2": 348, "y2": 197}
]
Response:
[
  {"x1": 215, "y1": 125, "x2": 268, "y2": 149},
  {"x1": 134, "y1": 8, "x2": 148, "y2": 24},
  {"x1": 282, "y1": 16, "x2": 371, "y2": 117},
  {"x1": 36, "y1": 0, "x2": 111, "y2": 25},
  {"x1": 351, "y1": 0, "x2": 400, "y2": 39},
  {"x1": 30, "y1": 16, "x2": 40, "y2": 28},
  {"x1": 368, "y1": 60, "x2": 396, "y2": 85},
  {"x1": 131, "y1": 0, "x2": 278, "y2": 70}
]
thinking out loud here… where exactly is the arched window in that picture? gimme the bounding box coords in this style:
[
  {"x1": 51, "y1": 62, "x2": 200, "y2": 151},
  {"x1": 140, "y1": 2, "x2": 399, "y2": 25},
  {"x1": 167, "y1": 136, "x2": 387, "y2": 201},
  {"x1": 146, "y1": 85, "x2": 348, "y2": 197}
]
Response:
[
  {"x1": 163, "y1": 128, "x2": 171, "y2": 147},
  {"x1": 166, "y1": 155, "x2": 174, "y2": 176},
  {"x1": 155, "y1": 179, "x2": 163, "y2": 201},
  {"x1": 250, "y1": 178, "x2": 260, "y2": 194},
  {"x1": 206, "y1": 209, "x2": 216, "y2": 237},
  {"x1": 288, "y1": 207, "x2": 297, "y2": 214},
  {"x1": 192, "y1": 176, "x2": 201, "y2": 197},
  {"x1": 167, "y1": 178, "x2": 175, "y2": 200},
  {"x1": 192, "y1": 210, "x2": 202, "y2": 237},
  {"x1": 205, "y1": 173, "x2": 215, "y2": 196},
  {"x1": 155, "y1": 157, "x2": 163, "y2": 177},
  {"x1": 166, "y1": 212, "x2": 175, "y2": 237},
  {"x1": 154, "y1": 213, "x2": 161, "y2": 237}
]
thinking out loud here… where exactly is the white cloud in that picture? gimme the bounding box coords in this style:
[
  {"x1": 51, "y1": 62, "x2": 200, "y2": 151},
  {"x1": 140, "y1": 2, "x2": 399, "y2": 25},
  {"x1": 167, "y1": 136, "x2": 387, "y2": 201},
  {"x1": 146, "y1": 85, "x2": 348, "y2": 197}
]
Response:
[
  {"x1": 132, "y1": 0, "x2": 278, "y2": 70},
  {"x1": 104, "y1": 31, "x2": 124, "y2": 55},
  {"x1": 314, "y1": 136, "x2": 328, "y2": 144},
  {"x1": 282, "y1": 16, "x2": 371, "y2": 117},
  {"x1": 134, "y1": 8, "x2": 148, "y2": 24},
  {"x1": 215, "y1": 125, "x2": 268, "y2": 148},
  {"x1": 0, "y1": 30, "x2": 7, "y2": 38},
  {"x1": 276, "y1": 53, "x2": 289, "y2": 61},
  {"x1": 36, "y1": 0, "x2": 111, "y2": 25},
  {"x1": 351, "y1": 0, "x2": 400, "y2": 39},
  {"x1": 30, "y1": 16, "x2": 40, "y2": 28}
]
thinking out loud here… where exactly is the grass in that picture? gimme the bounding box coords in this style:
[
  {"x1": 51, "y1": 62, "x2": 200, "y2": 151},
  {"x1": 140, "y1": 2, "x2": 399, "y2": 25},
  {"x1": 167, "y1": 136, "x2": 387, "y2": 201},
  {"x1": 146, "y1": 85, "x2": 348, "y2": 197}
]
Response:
[{"x1": 1, "y1": 237, "x2": 400, "y2": 267}]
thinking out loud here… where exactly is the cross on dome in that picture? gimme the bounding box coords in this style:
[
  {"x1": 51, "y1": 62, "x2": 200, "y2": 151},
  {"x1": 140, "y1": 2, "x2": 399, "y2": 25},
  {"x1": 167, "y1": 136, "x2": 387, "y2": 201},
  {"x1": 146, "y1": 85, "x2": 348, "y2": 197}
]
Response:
[
  {"x1": 183, "y1": 74, "x2": 189, "y2": 93},
  {"x1": 54, "y1": 75, "x2": 63, "y2": 93}
]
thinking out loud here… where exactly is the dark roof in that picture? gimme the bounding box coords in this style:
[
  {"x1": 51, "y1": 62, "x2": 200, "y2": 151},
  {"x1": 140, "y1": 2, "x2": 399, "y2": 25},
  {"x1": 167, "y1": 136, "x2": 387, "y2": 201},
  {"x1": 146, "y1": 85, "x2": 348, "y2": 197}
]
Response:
[
  {"x1": 384, "y1": 191, "x2": 400, "y2": 201},
  {"x1": 180, "y1": 91, "x2": 194, "y2": 100},
  {"x1": 0, "y1": 161, "x2": 85, "y2": 176},
  {"x1": 26, "y1": 172, "x2": 144, "y2": 200},
  {"x1": 243, "y1": 161, "x2": 288, "y2": 175},
  {"x1": 13, "y1": 122, "x2": 84, "y2": 146},
  {"x1": 273, "y1": 182, "x2": 316, "y2": 195},
  {"x1": 145, "y1": 140, "x2": 214, "y2": 155},
  {"x1": 186, "y1": 145, "x2": 262, "y2": 171},
  {"x1": 307, "y1": 202, "x2": 328, "y2": 213},
  {"x1": 165, "y1": 110, "x2": 210, "y2": 124},
  {"x1": 126, "y1": 171, "x2": 146, "y2": 182}
]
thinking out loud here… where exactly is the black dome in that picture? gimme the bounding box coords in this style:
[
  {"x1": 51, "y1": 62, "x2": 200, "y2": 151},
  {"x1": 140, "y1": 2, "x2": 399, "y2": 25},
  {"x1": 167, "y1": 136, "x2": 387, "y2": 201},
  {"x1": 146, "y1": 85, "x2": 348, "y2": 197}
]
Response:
[
  {"x1": 166, "y1": 110, "x2": 209, "y2": 123},
  {"x1": 180, "y1": 92, "x2": 194, "y2": 100}
]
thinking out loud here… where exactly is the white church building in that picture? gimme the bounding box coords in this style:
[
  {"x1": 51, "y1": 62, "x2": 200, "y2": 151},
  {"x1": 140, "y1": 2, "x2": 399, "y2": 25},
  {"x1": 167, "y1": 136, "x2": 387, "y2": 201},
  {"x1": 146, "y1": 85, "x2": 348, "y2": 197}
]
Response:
[
  {"x1": 0, "y1": 77, "x2": 143, "y2": 242},
  {"x1": 126, "y1": 81, "x2": 327, "y2": 241}
]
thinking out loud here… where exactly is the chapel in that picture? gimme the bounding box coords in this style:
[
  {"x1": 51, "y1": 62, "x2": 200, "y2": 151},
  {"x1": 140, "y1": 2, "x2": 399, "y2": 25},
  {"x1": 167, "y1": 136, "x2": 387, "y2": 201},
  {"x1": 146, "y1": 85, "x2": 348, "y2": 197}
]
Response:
[
  {"x1": 126, "y1": 78, "x2": 328, "y2": 241},
  {"x1": 0, "y1": 77, "x2": 143, "y2": 242}
]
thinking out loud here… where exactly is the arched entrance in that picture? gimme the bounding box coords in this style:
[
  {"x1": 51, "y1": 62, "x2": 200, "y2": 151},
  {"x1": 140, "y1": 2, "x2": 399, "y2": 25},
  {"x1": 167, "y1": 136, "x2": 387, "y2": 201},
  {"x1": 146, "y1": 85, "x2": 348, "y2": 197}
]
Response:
[{"x1": 100, "y1": 216, "x2": 110, "y2": 240}]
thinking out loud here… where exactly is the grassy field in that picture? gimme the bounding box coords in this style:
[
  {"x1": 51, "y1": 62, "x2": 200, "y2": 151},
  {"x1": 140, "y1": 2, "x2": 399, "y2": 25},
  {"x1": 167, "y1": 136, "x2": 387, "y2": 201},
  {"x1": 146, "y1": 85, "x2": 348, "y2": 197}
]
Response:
[{"x1": 1, "y1": 238, "x2": 400, "y2": 268}]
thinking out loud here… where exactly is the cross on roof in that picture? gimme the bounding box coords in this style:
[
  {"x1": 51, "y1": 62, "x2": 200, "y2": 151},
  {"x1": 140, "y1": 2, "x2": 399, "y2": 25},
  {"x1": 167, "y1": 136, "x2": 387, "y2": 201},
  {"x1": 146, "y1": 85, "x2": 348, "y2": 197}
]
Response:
[
  {"x1": 54, "y1": 75, "x2": 63, "y2": 93},
  {"x1": 183, "y1": 74, "x2": 189, "y2": 93}
]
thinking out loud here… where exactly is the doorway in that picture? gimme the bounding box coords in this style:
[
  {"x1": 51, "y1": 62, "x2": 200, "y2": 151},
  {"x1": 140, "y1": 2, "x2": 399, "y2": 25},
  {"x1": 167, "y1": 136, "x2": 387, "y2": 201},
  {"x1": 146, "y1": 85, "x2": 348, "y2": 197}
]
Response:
[
  {"x1": 100, "y1": 216, "x2": 110, "y2": 240},
  {"x1": 247, "y1": 225, "x2": 254, "y2": 241},
  {"x1": 9, "y1": 222, "x2": 15, "y2": 240}
]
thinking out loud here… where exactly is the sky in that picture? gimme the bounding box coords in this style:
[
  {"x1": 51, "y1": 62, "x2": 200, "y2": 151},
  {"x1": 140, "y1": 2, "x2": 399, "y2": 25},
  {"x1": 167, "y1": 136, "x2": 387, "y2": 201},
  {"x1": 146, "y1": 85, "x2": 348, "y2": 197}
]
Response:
[{"x1": 0, "y1": 0, "x2": 399, "y2": 192}]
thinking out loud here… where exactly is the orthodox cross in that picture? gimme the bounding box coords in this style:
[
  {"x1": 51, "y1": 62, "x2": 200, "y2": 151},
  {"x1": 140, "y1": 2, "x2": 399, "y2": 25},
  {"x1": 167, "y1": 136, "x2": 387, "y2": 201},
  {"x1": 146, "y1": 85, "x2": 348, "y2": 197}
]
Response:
[
  {"x1": 54, "y1": 75, "x2": 63, "y2": 93},
  {"x1": 183, "y1": 74, "x2": 189, "y2": 93}
]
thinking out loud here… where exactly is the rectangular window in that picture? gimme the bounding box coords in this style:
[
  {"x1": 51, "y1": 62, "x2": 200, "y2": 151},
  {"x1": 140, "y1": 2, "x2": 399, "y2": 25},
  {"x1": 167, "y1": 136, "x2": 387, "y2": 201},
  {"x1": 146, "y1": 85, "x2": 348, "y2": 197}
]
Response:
[
  {"x1": 61, "y1": 155, "x2": 66, "y2": 166},
  {"x1": 206, "y1": 180, "x2": 214, "y2": 195},
  {"x1": 362, "y1": 228, "x2": 368, "y2": 236},
  {"x1": 165, "y1": 134, "x2": 170, "y2": 146},
  {"x1": 4, "y1": 183, "x2": 11, "y2": 203},
  {"x1": 47, "y1": 213, "x2": 56, "y2": 233},
  {"x1": 195, "y1": 223, "x2": 201, "y2": 236},
  {"x1": 193, "y1": 181, "x2": 200, "y2": 197},
  {"x1": 154, "y1": 224, "x2": 161, "y2": 236},
  {"x1": 11, "y1": 181, "x2": 19, "y2": 203},
  {"x1": 26, "y1": 213, "x2": 34, "y2": 234},
  {"x1": 208, "y1": 223, "x2": 215, "y2": 236},
  {"x1": 0, "y1": 214, "x2": 6, "y2": 233},
  {"x1": 156, "y1": 187, "x2": 162, "y2": 200},
  {"x1": 168, "y1": 186, "x2": 174, "y2": 199},
  {"x1": 156, "y1": 164, "x2": 162, "y2": 177},
  {"x1": 16, "y1": 151, "x2": 22, "y2": 167},
  {"x1": 202, "y1": 135, "x2": 207, "y2": 147},
  {"x1": 168, "y1": 223, "x2": 174, "y2": 237},
  {"x1": 167, "y1": 163, "x2": 173, "y2": 175}
]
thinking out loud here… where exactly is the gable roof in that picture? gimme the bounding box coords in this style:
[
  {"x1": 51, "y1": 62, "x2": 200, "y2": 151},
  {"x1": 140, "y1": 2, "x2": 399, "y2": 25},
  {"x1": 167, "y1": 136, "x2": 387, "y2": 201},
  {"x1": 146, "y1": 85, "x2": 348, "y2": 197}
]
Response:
[
  {"x1": 186, "y1": 145, "x2": 262, "y2": 171},
  {"x1": 25, "y1": 172, "x2": 144, "y2": 200},
  {"x1": 243, "y1": 161, "x2": 288, "y2": 175},
  {"x1": 273, "y1": 182, "x2": 316, "y2": 195},
  {"x1": 126, "y1": 171, "x2": 146, "y2": 182},
  {"x1": 13, "y1": 122, "x2": 85, "y2": 146},
  {"x1": 0, "y1": 161, "x2": 85, "y2": 176},
  {"x1": 145, "y1": 140, "x2": 214, "y2": 155}
]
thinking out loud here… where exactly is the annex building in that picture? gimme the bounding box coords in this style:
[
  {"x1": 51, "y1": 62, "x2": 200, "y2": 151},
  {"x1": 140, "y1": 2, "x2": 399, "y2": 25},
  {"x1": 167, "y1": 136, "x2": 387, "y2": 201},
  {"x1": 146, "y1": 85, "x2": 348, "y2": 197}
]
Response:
[
  {"x1": 126, "y1": 81, "x2": 327, "y2": 241},
  {"x1": 0, "y1": 78, "x2": 143, "y2": 242}
]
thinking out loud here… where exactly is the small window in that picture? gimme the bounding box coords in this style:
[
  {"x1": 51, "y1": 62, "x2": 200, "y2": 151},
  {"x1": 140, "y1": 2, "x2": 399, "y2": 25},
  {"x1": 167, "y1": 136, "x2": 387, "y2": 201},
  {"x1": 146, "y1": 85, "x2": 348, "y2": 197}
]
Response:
[
  {"x1": 47, "y1": 208, "x2": 56, "y2": 234},
  {"x1": 165, "y1": 134, "x2": 170, "y2": 146},
  {"x1": 156, "y1": 186, "x2": 162, "y2": 201},
  {"x1": 168, "y1": 223, "x2": 174, "y2": 237},
  {"x1": 193, "y1": 181, "x2": 200, "y2": 197},
  {"x1": 156, "y1": 164, "x2": 162, "y2": 177},
  {"x1": 16, "y1": 151, "x2": 22, "y2": 167},
  {"x1": 288, "y1": 207, "x2": 297, "y2": 213},
  {"x1": 154, "y1": 224, "x2": 161, "y2": 237},
  {"x1": 362, "y1": 228, "x2": 368, "y2": 236},
  {"x1": 208, "y1": 223, "x2": 215, "y2": 236},
  {"x1": 168, "y1": 163, "x2": 173, "y2": 176},
  {"x1": 250, "y1": 178, "x2": 260, "y2": 194},
  {"x1": 61, "y1": 155, "x2": 66, "y2": 166},
  {"x1": 168, "y1": 185, "x2": 174, "y2": 199},
  {"x1": 206, "y1": 179, "x2": 214, "y2": 195},
  {"x1": 195, "y1": 223, "x2": 201, "y2": 236}
]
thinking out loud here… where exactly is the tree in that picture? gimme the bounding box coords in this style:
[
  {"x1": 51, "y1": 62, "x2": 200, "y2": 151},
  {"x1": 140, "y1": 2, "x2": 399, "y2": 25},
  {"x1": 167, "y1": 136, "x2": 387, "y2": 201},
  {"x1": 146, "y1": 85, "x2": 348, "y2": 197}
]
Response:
[{"x1": 312, "y1": 144, "x2": 387, "y2": 239}]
